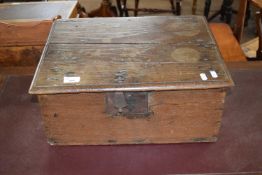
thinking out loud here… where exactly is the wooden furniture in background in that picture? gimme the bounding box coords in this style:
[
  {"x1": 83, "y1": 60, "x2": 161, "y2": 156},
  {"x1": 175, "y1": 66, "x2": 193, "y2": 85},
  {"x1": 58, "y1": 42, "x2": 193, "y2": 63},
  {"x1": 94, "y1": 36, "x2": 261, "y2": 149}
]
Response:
[
  {"x1": 116, "y1": 0, "x2": 182, "y2": 17},
  {"x1": 192, "y1": 0, "x2": 197, "y2": 15},
  {"x1": 204, "y1": 0, "x2": 234, "y2": 24},
  {"x1": 254, "y1": 0, "x2": 262, "y2": 60},
  {"x1": 209, "y1": 23, "x2": 247, "y2": 62},
  {"x1": 234, "y1": 0, "x2": 248, "y2": 42},
  {"x1": 0, "y1": 1, "x2": 80, "y2": 75},
  {"x1": 88, "y1": 0, "x2": 117, "y2": 17},
  {"x1": 241, "y1": 37, "x2": 259, "y2": 58},
  {"x1": 29, "y1": 16, "x2": 233, "y2": 145},
  {"x1": 235, "y1": 0, "x2": 262, "y2": 60},
  {"x1": 196, "y1": 0, "x2": 247, "y2": 62}
]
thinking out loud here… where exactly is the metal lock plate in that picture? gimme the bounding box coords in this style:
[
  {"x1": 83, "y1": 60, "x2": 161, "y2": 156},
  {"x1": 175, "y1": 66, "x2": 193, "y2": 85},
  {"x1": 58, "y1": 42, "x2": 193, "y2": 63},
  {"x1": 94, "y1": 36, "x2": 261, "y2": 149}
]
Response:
[{"x1": 105, "y1": 92, "x2": 151, "y2": 118}]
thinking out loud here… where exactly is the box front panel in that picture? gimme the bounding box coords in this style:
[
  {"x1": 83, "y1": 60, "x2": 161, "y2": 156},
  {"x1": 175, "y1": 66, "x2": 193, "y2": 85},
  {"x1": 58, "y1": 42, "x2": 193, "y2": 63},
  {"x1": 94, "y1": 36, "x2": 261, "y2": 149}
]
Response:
[{"x1": 39, "y1": 89, "x2": 225, "y2": 145}]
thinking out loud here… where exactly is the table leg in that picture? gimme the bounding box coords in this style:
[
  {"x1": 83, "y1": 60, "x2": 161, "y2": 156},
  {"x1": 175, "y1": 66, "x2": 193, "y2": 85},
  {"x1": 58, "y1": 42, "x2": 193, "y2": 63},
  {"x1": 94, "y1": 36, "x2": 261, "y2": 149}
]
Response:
[
  {"x1": 170, "y1": 0, "x2": 176, "y2": 15},
  {"x1": 255, "y1": 10, "x2": 262, "y2": 60},
  {"x1": 134, "y1": 0, "x2": 139, "y2": 16},
  {"x1": 204, "y1": 0, "x2": 211, "y2": 18},
  {"x1": 222, "y1": 0, "x2": 234, "y2": 24},
  {"x1": 234, "y1": 0, "x2": 247, "y2": 42},
  {"x1": 175, "y1": 0, "x2": 181, "y2": 15},
  {"x1": 192, "y1": 0, "x2": 197, "y2": 15},
  {"x1": 123, "y1": 0, "x2": 128, "y2": 16},
  {"x1": 116, "y1": 0, "x2": 128, "y2": 16},
  {"x1": 116, "y1": 0, "x2": 123, "y2": 16}
]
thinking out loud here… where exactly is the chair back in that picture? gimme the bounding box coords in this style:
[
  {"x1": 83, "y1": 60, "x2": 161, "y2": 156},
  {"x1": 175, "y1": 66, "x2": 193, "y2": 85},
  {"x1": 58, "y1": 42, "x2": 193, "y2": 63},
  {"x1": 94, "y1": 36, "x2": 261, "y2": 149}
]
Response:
[{"x1": 255, "y1": 10, "x2": 262, "y2": 59}]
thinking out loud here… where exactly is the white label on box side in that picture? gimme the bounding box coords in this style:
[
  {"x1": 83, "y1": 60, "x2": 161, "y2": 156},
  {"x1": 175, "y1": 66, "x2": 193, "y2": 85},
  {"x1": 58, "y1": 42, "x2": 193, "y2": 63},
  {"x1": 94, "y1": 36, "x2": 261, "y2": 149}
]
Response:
[
  {"x1": 63, "y1": 76, "x2": 80, "y2": 83},
  {"x1": 210, "y1": 70, "x2": 218, "y2": 78},
  {"x1": 200, "y1": 73, "x2": 208, "y2": 81}
]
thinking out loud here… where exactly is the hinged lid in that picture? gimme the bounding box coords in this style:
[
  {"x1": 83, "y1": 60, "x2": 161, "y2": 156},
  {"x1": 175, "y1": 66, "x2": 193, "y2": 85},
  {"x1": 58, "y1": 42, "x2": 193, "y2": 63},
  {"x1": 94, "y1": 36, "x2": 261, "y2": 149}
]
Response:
[{"x1": 29, "y1": 16, "x2": 234, "y2": 94}]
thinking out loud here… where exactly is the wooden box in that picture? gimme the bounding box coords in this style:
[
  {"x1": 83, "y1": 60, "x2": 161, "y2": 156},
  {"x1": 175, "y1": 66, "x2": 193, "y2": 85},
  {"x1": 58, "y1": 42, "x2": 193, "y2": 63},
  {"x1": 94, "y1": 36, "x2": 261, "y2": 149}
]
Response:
[
  {"x1": 0, "y1": 1, "x2": 78, "y2": 72},
  {"x1": 29, "y1": 16, "x2": 234, "y2": 145}
]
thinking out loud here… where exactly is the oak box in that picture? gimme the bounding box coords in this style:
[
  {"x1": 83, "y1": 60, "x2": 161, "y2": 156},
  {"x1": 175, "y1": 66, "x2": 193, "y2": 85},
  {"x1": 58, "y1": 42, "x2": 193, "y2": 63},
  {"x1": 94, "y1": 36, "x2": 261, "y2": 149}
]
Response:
[{"x1": 29, "y1": 16, "x2": 234, "y2": 145}]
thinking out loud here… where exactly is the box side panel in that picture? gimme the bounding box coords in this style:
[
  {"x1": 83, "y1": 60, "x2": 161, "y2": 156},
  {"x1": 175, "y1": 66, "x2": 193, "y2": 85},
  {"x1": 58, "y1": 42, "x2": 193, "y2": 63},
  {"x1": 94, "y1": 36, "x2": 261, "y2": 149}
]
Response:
[{"x1": 38, "y1": 89, "x2": 226, "y2": 145}]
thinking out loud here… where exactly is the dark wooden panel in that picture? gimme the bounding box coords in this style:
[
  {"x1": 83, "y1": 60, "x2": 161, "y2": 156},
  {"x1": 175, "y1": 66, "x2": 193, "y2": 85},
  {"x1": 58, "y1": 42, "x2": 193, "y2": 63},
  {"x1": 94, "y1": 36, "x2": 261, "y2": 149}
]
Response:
[
  {"x1": 39, "y1": 89, "x2": 225, "y2": 145},
  {"x1": 0, "y1": 66, "x2": 36, "y2": 75},
  {"x1": 0, "y1": 46, "x2": 43, "y2": 66}
]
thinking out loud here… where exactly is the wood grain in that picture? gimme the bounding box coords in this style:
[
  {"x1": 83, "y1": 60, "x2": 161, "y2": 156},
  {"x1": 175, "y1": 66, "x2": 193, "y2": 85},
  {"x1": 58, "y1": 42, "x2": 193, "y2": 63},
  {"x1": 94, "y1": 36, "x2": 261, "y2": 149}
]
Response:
[
  {"x1": 39, "y1": 89, "x2": 225, "y2": 145},
  {"x1": 0, "y1": 21, "x2": 52, "y2": 47},
  {"x1": 32, "y1": 16, "x2": 232, "y2": 145},
  {"x1": 30, "y1": 43, "x2": 230, "y2": 94},
  {"x1": 30, "y1": 16, "x2": 234, "y2": 94},
  {"x1": 50, "y1": 16, "x2": 212, "y2": 44},
  {"x1": 209, "y1": 23, "x2": 247, "y2": 62}
]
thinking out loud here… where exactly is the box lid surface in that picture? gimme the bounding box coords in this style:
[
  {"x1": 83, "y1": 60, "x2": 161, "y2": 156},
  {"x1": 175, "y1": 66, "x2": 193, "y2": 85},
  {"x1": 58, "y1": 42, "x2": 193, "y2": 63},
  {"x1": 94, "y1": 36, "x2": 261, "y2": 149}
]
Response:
[{"x1": 29, "y1": 16, "x2": 234, "y2": 94}]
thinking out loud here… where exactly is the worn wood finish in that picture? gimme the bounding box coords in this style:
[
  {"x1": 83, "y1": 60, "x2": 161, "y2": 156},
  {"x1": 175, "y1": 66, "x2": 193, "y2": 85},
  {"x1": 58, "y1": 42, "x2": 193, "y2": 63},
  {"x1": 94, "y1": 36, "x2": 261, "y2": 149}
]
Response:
[
  {"x1": 39, "y1": 89, "x2": 225, "y2": 145},
  {"x1": 31, "y1": 43, "x2": 230, "y2": 94},
  {"x1": 30, "y1": 16, "x2": 233, "y2": 94},
  {"x1": 30, "y1": 16, "x2": 233, "y2": 145},
  {"x1": 49, "y1": 17, "x2": 213, "y2": 44}
]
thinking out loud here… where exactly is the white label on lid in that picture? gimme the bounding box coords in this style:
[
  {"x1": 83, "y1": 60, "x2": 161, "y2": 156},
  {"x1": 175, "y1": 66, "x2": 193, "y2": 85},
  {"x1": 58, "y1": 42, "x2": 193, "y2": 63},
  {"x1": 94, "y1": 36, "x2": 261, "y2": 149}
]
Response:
[
  {"x1": 200, "y1": 73, "x2": 208, "y2": 81},
  {"x1": 210, "y1": 70, "x2": 218, "y2": 78},
  {"x1": 63, "y1": 76, "x2": 80, "y2": 83}
]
